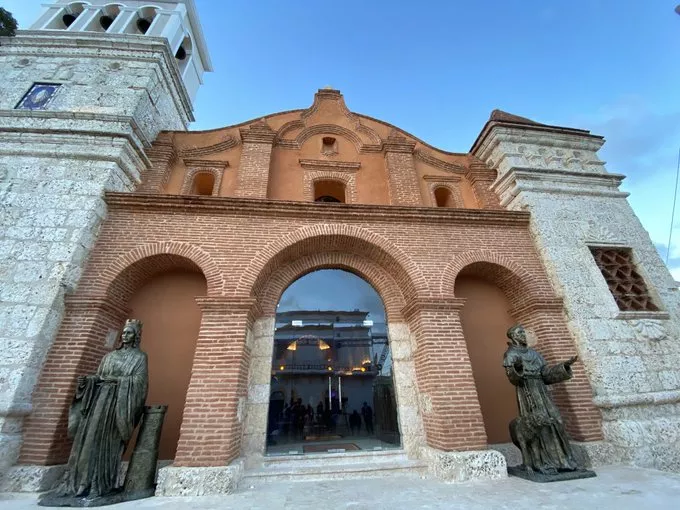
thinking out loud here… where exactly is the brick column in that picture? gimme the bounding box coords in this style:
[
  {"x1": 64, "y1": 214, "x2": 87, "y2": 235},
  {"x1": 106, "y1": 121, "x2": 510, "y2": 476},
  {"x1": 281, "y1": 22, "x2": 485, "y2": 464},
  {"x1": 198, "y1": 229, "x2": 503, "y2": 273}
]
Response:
[
  {"x1": 137, "y1": 133, "x2": 176, "y2": 193},
  {"x1": 405, "y1": 298, "x2": 487, "y2": 451},
  {"x1": 235, "y1": 121, "x2": 276, "y2": 199},
  {"x1": 512, "y1": 299, "x2": 603, "y2": 442},
  {"x1": 384, "y1": 133, "x2": 422, "y2": 206},
  {"x1": 19, "y1": 297, "x2": 128, "y2": 465},
  {"x1": 174, "y1": 297, "x2": 255, "y2": 467},
  {"x1": 466, "y1": 161, "x2": 501, "y2": 209}
]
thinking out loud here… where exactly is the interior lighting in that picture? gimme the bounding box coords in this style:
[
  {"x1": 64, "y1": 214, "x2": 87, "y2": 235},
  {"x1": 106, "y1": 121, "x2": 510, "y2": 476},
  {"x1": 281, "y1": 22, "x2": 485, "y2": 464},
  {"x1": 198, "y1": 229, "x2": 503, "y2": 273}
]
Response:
[
  {"x1": 287, "y1": 341, "x2": 297, "y2": 351},
  {"x1": 318, "y1": 340, "x2": 330, "y2": 350},
  {"x1": 279, "y1": 365, "x2": 285, "y2": 370}
]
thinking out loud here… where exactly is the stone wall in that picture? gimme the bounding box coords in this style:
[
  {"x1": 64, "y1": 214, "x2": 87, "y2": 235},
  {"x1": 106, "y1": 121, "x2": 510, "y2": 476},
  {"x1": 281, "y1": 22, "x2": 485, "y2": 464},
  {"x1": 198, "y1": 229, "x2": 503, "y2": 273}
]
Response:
[
  {"x1": 474, "y1": 123, "x2": 680, "y2": 472},
  {"x1": 0, "y1": 30, "x2": 194, "y2": 480}
]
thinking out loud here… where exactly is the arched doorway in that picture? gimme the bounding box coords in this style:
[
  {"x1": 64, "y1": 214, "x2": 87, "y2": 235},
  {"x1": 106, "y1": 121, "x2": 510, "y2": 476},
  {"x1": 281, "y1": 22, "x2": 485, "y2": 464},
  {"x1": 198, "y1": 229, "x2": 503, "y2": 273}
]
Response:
[
  {"x1": 265, "y1": 269, "x2": 400, "y2": 455},
  {"x1": 127, "y1": 270, "x2": 207, "y2": 459},
  {"x1": 455, "y1": 268, "x2": 519, "y2": 444}
]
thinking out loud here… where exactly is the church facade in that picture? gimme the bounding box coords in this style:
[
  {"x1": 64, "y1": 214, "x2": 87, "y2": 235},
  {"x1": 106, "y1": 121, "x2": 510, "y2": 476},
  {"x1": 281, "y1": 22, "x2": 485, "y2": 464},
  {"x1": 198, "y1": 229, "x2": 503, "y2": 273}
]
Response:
[{"x1": 1, "y1": 0, "x2": 679, "y2": 495}]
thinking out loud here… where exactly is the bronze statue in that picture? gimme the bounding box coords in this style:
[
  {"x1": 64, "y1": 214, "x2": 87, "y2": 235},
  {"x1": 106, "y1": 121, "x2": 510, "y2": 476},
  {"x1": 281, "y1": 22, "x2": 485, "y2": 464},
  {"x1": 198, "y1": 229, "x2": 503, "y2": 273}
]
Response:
[
  {"x1": 503, "y1": 324, "x2": 595, "y2": 482},
  {"x1": 40, "y1": 319, "x2": 165, "y2": 507}
]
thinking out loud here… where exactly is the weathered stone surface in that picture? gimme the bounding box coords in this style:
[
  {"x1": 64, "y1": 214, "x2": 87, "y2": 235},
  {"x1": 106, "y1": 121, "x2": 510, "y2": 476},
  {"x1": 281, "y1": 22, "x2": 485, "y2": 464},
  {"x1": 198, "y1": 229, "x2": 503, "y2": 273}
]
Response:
[
  {"x1": 155, "y1": 461, "x2": 244, "y2": 496},
  {"x1": 422, "y1": 447, "x2": 507, "y2": 483}
]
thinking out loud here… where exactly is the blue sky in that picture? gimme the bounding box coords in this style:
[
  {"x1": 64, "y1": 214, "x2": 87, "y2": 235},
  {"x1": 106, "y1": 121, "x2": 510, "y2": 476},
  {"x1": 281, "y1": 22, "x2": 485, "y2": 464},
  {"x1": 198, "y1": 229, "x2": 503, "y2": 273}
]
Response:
[{"x1": 6, "y1": 1, "x2": 680, "y2": 279}]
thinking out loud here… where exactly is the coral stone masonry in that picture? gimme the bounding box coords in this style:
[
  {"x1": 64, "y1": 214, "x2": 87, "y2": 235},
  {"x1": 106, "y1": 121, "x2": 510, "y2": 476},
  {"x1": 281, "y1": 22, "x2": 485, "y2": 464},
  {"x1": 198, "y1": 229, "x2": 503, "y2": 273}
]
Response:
[{"x1": 1, "y1": 0, "x2": 679, "y2": 497}]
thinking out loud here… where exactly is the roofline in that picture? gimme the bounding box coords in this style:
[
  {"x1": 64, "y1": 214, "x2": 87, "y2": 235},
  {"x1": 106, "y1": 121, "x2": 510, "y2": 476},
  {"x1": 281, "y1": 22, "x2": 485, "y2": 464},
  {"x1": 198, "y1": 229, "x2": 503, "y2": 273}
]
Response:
[{"x1": 470, "y1": 118, "x2": 602, "y2": 155}]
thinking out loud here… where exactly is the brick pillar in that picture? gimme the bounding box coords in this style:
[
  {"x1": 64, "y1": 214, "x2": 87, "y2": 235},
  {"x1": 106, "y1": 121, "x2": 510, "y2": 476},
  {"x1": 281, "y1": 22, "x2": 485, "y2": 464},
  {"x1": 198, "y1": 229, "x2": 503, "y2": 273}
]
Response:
[
  {"x1": 513, "y1": 299, "x2": 603, "y2": 442},
  {"x1": 235, "y1": 121, "x2": 276, "y2": 199},
  {"x1": 405, "y1": 298, "x2": 487, "y2": 451},
  {"x1": 174, "y1": 297, "x2": 255, "y2": 467},
  {"x1": 137, "y1": 132, "x2": 176, "y2": 193},
  {"x1": 19, "y1": 297, "x2": 128, "y2": 465},
  {"x1": 384, "y1": 133, "x2": 422, "y2": 206},
  {"x1": 466, "y1": 161, "x2": 501, "y2": 209}
]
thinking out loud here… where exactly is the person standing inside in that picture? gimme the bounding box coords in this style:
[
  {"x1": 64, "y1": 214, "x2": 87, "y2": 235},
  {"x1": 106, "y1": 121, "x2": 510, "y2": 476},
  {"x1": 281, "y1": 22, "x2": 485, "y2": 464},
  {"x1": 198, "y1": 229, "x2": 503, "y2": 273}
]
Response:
[{"x1": 361, "y1": 402, "x2": 374, "y2": 435}]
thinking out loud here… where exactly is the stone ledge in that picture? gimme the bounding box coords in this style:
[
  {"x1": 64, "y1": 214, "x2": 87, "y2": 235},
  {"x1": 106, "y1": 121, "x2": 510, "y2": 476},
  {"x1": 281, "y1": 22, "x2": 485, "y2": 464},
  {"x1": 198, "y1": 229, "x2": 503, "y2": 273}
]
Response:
[
  {"x1": 421, "y1": 447, "x2": 506, "y2": 483},
  {"x1": 0, "y1": 464, "x2": 66, "y2": 493},
  {"x1": 155, "y1": 460, "x2": 244, "y2": 496}
]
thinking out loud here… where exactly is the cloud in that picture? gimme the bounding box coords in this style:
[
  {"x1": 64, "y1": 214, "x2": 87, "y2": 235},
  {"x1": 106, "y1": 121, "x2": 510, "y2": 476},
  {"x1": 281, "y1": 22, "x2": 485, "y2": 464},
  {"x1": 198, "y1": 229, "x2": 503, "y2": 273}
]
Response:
[{"x1": 569, "y1": 95, "x2": 680, "y2": 279}]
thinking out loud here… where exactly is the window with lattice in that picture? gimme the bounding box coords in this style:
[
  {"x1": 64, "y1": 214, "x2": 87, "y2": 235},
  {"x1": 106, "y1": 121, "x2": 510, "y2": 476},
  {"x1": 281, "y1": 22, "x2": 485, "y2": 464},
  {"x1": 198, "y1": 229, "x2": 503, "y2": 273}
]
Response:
[{"x1": 590, "y1": 248, "x2": 658, "y2": 311}]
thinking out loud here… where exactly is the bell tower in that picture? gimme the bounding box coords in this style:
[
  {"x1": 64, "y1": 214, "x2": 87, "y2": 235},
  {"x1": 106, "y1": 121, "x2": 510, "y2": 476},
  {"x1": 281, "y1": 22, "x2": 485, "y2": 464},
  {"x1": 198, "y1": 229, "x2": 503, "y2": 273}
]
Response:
[{"x1": 0, "y1": 0, "x2": 211, "y2": 486}]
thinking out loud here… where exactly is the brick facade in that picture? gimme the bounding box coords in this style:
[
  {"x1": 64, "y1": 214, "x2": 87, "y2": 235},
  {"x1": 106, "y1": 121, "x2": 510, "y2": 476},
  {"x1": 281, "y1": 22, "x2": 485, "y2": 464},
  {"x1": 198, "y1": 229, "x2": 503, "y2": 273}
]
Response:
[{"x1": 15, "y1": 89, "x2": 606, "y2": 477}]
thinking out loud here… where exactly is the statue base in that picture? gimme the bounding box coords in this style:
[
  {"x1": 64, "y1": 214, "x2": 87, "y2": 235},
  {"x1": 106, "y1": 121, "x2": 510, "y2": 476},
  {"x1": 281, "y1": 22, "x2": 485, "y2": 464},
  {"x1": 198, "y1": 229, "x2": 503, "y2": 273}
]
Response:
[
  {"x1": 507, "y1": 465, "x2": 596, "y2": 483},
  {"x1": 37, "y1": 488, "x2": 155, "y2": 507}
]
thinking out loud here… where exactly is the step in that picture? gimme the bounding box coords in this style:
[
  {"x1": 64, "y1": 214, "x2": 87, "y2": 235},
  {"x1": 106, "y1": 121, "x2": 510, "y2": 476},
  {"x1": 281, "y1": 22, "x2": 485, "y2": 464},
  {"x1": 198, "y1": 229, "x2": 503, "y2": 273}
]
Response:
[{"x1": 241, "y1": 450, "x2": 427, "y2": 486}]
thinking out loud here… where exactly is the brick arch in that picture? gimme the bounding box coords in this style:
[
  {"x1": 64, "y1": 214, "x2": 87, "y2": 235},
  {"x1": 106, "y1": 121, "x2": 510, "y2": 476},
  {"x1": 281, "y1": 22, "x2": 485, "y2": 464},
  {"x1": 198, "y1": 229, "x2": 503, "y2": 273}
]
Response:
[
  {"x1": 238, "y1": 224, "x2": 426, "y2": 307},
  {"x1": 442, "y1": 250, "x2": 544, "y2": 307},
  {"x1": 256, "y1": 252, "x2": 407, "y2": 321},
  {"x1": 296, "y1": 124, "x2": 364, "y2": 153},
  {"x1": 92, "y1": 241, "x2": 224, "y2": 306}
]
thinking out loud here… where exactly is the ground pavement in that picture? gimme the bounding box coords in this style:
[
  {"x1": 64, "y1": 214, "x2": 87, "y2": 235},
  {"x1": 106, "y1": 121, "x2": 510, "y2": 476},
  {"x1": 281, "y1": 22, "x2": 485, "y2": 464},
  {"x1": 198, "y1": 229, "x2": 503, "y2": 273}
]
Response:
[{"x1": 1, "y1": 466, "x2": 679, "y2": 509}]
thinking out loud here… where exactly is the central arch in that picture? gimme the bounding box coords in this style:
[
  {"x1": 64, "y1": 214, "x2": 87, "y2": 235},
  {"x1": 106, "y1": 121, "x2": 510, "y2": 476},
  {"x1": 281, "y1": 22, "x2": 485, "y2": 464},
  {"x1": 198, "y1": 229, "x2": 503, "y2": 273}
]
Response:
[{"x1": 240, "y1": 231, "x2": 426, "y2": 464}]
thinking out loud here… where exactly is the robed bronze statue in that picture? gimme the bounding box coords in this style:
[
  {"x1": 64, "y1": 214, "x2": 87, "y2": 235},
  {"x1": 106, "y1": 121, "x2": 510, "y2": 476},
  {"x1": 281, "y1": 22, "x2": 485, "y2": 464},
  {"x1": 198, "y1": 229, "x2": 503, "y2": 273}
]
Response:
[
  {"x1": 503, "y1": 325, "x2": 595, "y2": 482},
  {"x1": 40, "y1": 319, "x2": 167, "y2": 507}
]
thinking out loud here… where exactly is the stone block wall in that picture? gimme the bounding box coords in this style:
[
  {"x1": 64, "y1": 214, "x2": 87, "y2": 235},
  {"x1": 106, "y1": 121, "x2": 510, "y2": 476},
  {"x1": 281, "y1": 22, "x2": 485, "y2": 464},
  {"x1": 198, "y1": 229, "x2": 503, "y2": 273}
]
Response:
[
  {"x1": 0, "y1": 30, "x2": 195, "y2": 479},
  {"x1": 474, "y1": 123, "x2": 680, "y2": 471}
]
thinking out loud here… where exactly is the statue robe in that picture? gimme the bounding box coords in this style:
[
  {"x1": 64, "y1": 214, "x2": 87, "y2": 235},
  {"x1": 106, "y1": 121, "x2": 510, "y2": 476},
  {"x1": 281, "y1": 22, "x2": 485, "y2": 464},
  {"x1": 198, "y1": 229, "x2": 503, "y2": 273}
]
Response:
[
  {"x1": 64, "y1": 347, "x2": 148, "y2": 498},
  {"x1": 503, "y1": 344, "x2": 576, "y2": 471}
]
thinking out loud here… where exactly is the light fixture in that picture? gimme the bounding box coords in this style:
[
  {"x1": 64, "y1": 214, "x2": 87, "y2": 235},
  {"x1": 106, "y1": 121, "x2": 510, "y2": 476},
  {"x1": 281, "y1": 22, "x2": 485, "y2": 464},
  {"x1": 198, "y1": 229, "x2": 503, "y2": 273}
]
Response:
[
  {"x1": 287, "y1": 340, "x2": 297, "y2": 351},
  {"x1": 327, "y1": 366, "x2": 333, "y2": 371},
  {"x1": 318, "y1": 340, "x2": 330, "y2": 350},
  {"x1": 279, "y1": 365, "x2": 285, "y2": 370},
  {"x1": 360, "y1": 367, "x2": 366, "y2": 372}
]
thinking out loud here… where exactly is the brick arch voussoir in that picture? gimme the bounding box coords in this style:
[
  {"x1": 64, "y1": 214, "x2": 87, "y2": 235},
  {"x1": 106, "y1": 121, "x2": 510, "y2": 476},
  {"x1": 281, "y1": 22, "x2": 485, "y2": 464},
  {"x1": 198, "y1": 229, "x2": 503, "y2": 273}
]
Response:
[
  {"x1": 442, "y1": 249, "x2": 541, "y2": 303},
  {"x1": 257, "y1": 252, "x2": 407, "y2": 321},
  {"x1": 238, "y1": 224, "x2": 426, "y2": 304},
  {"x1": 94, "y1": 241, "x2": 225, "y2": 302}
]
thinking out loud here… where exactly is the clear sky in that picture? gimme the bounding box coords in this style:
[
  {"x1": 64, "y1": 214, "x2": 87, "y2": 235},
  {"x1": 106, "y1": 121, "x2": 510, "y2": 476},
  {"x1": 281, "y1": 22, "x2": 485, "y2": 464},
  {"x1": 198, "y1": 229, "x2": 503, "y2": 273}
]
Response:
[{"x1": 6, "y1": 1, "x2": 680, "y2": 280}]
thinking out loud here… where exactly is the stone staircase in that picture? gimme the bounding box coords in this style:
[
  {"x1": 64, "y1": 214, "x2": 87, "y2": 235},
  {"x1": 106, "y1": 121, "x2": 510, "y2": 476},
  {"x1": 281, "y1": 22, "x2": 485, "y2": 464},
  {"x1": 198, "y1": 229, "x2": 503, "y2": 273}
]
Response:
[{"x1": 240, "y1": 450, "x2": 427, "y2": 487}]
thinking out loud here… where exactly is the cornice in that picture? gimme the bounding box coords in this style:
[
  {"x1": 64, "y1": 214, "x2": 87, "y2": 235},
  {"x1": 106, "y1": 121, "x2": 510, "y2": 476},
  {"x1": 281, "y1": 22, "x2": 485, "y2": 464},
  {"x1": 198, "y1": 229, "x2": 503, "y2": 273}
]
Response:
[
  {"x1": 182, "y1": 158, "x2": 230, "y2": 169},
  {"x1": 401, "y1": 297, "x2": 467, "y2": 320},
  {"x1": 413, "y1": 149, "x2": 466, "y2": 174},
  {"x1": 240, "y1": 121, "x2": 276, "y2": 144},
  {"x1": 299, "y1": 159, "x2": 361, "y2": 172},
  {"x1": 423, "y1": 174, "x2": 461, "y2": 183},
  {"x1": 179, "y1": 137, "x2": 240, "y2": 157},
  {"x1": 105, "y1": 192, "x2": 532, "y2": 227}
]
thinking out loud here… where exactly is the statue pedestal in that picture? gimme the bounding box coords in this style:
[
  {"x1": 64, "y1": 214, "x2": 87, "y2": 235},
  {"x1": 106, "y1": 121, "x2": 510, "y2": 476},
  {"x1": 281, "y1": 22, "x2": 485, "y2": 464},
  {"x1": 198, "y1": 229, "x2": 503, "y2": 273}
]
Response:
[
  {"x1": 37, "y1": 488, "x2": 154, "y2": 508},
  {"x1": 507, "y1": 464, "x2": 596, "y2": 483}
]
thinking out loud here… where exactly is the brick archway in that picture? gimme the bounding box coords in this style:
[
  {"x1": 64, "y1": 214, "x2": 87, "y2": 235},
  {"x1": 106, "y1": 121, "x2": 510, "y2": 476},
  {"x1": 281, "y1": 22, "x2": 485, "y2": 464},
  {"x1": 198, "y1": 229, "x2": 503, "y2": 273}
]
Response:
[
  {"x1": 255, "y1": 252, "x2": 407, "y2": 322},
  {"x1": 238, "y1": 224, "x2": 426, "y2": 307},
  {"x1": 441, "y1": 249, "x2": 545, "y2": 308},
  {"x1": 92, "y1": 241, "x2": 224, "y2": 305}
]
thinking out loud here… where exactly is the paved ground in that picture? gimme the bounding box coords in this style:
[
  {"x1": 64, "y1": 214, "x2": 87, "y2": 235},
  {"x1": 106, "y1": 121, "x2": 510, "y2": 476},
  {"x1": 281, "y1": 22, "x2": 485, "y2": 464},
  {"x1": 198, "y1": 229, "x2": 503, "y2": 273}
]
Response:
[{"x1": 2, "y1": 466, "x2": 679, "y2": 509}]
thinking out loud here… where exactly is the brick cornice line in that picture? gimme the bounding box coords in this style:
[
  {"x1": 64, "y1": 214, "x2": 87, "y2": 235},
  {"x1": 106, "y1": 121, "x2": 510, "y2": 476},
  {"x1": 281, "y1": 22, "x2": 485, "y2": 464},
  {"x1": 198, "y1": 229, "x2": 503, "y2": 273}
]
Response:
[
  {"x1": 414, "y1": 150, "x2": 466, "y2": 174},
  {"x1": 423, "y1": 174, "x2": 461, "y2": 183},
  {"x1": 179, "y1": 138, "x2": 240, "y2": 157},
  {"x1": 183, "y1": 159, "x2": 230, "y2": 169},
  {"x1": 240, "y1": 123, "x2": 276, "y2": 144},
  {"x1": 383, "y1": 139, "x2": 416, "y2": 153},
  {"x1": 299, "y1": 159, "x2": 361, "y2": 172},
  {"x1": 401, "y1": 297, "x2": 467, "y2": 320},
  {"x1": 105, "y1": 192, "x2": 532, "y2": 226},
  {"x1": 64, "y1": 295, "x2": 130, "y2": 317}
]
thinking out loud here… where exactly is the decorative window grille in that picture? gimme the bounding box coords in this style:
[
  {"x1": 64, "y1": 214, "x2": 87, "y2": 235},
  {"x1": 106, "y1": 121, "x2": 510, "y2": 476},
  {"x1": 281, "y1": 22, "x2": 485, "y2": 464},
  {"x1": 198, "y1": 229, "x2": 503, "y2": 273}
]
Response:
[{"x1": 590, "y1": 248, "x2": 658, "y2": 311}]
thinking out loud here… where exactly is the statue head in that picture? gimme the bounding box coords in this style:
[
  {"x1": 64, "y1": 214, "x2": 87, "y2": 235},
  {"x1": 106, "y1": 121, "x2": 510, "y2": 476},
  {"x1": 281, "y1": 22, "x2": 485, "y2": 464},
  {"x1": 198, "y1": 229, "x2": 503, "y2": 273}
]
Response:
[
  {"x1": 120, "y1": 319, "x2": 143, "y2": 348},
  {"x1": 507, "y1": 324, "x2": 527, "y2": 347}
]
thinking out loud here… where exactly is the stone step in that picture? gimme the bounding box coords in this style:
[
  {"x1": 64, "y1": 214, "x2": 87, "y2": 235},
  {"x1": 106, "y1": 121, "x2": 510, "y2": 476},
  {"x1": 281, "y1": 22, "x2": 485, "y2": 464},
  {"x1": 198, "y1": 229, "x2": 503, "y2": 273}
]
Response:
[{"x1": 241, "y1": 450, "x2": 427, "y2": 486}]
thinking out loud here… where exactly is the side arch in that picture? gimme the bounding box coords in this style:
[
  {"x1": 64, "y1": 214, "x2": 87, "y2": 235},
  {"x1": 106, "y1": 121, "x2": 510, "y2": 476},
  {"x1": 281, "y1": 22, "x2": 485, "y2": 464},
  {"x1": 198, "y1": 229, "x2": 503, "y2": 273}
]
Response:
[
  {"x1": 441, "y1": 249, "x2": 544, "y2": 303},
  {"x1": 237, "y1": 224, "x2": 427, "y2": 305},
  {"x1": 91, "y1": 241, "x2": 224, "y2": 304}
]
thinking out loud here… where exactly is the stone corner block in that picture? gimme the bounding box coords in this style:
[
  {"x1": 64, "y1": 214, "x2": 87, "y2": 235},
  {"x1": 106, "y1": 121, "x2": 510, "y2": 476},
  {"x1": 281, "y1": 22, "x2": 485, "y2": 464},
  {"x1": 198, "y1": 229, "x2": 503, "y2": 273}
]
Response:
[
  {"x1": 0, "y1": 464, "x2": 67, "y2": 493},
  {"x1": 421, "y1": 447, "x2": 507, "y2": 483},
  {"x1": 155, "y1": 459, "x2": 244, "y2": 496}
]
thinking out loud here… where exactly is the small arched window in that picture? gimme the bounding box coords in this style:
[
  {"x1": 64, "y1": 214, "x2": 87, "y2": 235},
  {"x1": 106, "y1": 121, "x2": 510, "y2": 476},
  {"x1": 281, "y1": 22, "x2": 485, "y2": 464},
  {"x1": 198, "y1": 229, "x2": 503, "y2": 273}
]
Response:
[
  {"x1": 314, "y1": 180, "x2": 345, "y2": 203},
  {"x1": 175, "y1": 35, "x2": 193, "y2": 75},
  {"x1": 46, "y1": 2, "x2": 86, "y2": 29},
  {"x1": 126, "y1": 6, "x2": 159, "y2": 35},
  {"x1": 191, "y1": 172, "x2": 215, "y2": 196},
  {"x1": 434, "y1": 186, "x2": 455, "y2": 208}
]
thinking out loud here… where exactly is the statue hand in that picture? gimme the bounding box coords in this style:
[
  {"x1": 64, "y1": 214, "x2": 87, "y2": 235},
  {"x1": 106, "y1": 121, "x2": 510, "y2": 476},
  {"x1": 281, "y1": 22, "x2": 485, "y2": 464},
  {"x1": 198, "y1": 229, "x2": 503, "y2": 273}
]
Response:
[{"x1": 564, "y1": 355, "x2": 578, "y2": 367}]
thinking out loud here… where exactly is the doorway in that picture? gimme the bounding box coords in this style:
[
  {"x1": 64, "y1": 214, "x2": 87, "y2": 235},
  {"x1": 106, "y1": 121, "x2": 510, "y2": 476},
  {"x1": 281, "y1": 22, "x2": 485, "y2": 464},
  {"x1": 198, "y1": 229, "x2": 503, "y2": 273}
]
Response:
[{"x1": 265, "y1": 270, "x2": 401, "y2": 455}]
